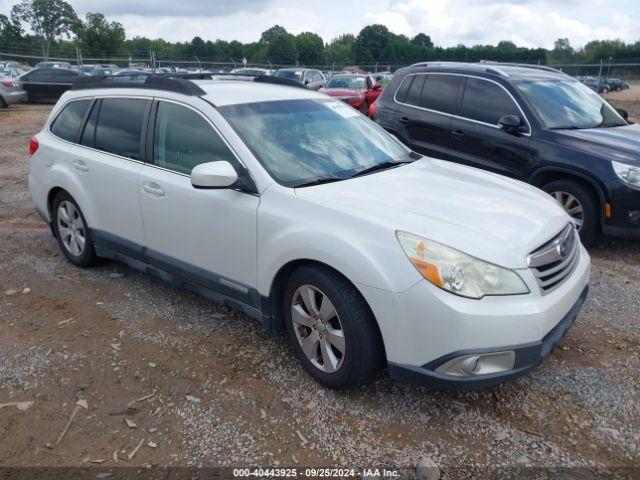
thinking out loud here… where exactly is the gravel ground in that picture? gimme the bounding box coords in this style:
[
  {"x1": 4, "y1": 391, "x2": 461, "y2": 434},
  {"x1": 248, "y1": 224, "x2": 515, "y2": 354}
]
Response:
[{"x1": 0, "y1": 104, "x2": 639, "y2": 479}]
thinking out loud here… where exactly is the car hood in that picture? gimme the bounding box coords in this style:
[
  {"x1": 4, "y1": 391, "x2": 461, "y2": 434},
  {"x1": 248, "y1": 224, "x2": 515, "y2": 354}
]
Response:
[
  {"x1": 320, "y1": 88, "x2": 364, "y2": 98},
  {"x1": 552, "y1": 123, "x2": 640, "y2": 166},
  {"x1": 294, "y1": 158, "x2": 570, "y2": 269}
]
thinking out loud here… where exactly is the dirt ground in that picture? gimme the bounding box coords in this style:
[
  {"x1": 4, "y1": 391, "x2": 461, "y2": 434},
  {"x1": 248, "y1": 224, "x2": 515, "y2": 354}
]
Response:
[
  {"x1": 1, "y1": 103, "x2": 639, "y2": 479},
  {"x1": 605, "y1": 84, "x2": 640, "y2": 122}
]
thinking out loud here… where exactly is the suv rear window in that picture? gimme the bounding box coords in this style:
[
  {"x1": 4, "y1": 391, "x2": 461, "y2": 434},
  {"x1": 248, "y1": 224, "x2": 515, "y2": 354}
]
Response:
[
  {"x1": 460, "y1": 78, "x2": 520, "y2": 125},
  {"x1": 50, "y1": 100, "x2": 91, "y2": 142},
  {"x1": 95, "y1": 98, "x2": 150, "y2": 160}
]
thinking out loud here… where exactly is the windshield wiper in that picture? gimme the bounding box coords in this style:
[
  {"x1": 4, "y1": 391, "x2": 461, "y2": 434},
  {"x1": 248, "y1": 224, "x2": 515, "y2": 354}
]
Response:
[
  {"x1": 351, "y1": 160, "x2": 414, "y2": 178},
  {"x1": 549, "y1": 126, "x2": 585, "y2": 130},
  {"x1": 294, "y1": 176, "x2": 344, "y2": 188}
]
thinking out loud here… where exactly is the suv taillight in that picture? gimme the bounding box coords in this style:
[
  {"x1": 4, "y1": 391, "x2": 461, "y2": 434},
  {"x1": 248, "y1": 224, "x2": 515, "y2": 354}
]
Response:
[
  {"x1": 29, "y1": 137, "x2": 39, "y2": 156},
  {"x1": 1, "y1": 81, "x2": 14, "y2": 88}
]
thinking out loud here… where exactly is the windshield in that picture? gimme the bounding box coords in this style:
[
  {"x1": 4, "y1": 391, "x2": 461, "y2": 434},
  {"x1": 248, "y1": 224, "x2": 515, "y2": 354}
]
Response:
[
  {"x1": 326, "y1": 76, "x2": 366, "y2": 89},
  {"x1": 218, "y1": 98, "x2": 411, "y2": 186},
  {"x1": 275, "y1": 70, "x2": 302, "y2": 81},
  {"x1": 516, "y1": 79, "x2": 626, "y2": 129}
]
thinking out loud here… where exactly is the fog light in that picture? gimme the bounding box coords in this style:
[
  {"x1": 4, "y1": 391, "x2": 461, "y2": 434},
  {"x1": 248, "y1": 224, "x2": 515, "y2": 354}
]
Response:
[
  {"x1": 435, "y1": 351, "x2": 515, "y2": 377},
  {"x1": 628, "y1": 210, "x2": 640, "y2": 226}
]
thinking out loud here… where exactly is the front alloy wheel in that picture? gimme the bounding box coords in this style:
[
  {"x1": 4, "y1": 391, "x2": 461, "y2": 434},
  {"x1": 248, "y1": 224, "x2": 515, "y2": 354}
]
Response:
[
  {"x1": 550, "y1": 191, "x2": 584, "y2": 231},
  {"x1": 291, "y1": 285, "x2": 345, "y2": 373}
]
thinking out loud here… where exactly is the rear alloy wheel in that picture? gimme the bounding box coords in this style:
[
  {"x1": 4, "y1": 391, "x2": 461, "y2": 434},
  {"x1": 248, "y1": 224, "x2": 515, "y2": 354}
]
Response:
[
  {"x1": 543, "y1": 180, "x2": 599, "y2": 247},
  {"x1": 284, "y1": 266, "x2": 384, "y2": 389},
  {"x1": 52, "y1": 192, "x2": 98, "y2": 267}
]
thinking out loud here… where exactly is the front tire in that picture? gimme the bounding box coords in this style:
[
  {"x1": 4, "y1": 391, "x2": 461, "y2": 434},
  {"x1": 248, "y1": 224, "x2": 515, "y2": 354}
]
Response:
[
  {"x1": 283, "y1": 266, "x2": 384, "y2": 389},
  {"x1": 542, "y1": 180, "x2": 599, "y2": 247},
  {"x1": 51, "y1": 191, "x2": 98, "y2": 267}
]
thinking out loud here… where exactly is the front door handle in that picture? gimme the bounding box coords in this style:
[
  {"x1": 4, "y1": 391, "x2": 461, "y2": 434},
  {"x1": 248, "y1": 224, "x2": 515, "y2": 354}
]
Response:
[
  {"x1": 399, "y1": 117, "x2": 409, "y2": 125},
  {"x1": 142, "y1": 182, "x2": 165, "y2": 197},
  {"x1": 452, "y1": 129, "x2": 465, "y2": 137},
  {"x1": 73, "y1": 160, "x2": 89, "y2": 171}
]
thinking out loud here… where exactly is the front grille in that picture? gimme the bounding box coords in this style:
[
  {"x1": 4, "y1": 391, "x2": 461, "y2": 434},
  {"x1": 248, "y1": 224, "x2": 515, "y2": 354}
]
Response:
[{"x1": 528, "y1": 224, "x2": 580, "y2": 294}]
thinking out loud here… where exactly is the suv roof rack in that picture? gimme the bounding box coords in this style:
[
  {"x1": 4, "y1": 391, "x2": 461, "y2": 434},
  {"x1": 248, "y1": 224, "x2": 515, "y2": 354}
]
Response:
[
  {"x1": 71, "y1": 72, "x2": 306, "y2": 96},
  {"x1": 478, "y1": 60, "x2": 568, "y2": 76},
  {"x1": 409, "y1": 61, "x2": 510, "y2": 78}
]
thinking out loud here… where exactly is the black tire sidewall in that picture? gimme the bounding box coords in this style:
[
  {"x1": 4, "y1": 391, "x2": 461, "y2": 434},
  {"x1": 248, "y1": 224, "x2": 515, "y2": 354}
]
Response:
[
  {"x1": 51, "y1": 192, "x2": 98, "y2": 267},
  {"x1": 283, "y1": 266, "x2": 383, "y2": 389},
  {"x1": 543, "y1": 180, "x2": 599, "y2": 246}
]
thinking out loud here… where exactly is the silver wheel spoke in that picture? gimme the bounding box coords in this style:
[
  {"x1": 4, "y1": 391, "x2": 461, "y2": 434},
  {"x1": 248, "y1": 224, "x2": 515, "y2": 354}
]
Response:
[
  {"x1": 58, "y1": 204, "x2": 71, "y2": 226},
  {"x1": 300, "y1": 331, "x2": 319, "y2": 359},
  {"x1": 300, "y1": 286, "x2": 319, "y2": 315},
  {"x1": 325, "y1": 327, "x2": 345, "y2": 354},
  {"x1": 318, "y1": 295, "x2": 336, "y2": 321},
  {"x1": 320, "y1": 338, "x2": 339, "y2": 373},
  {"x1": 549, "y1": 191, "x2": 584, "y2": 232},
  {"x1": 291, "y1": 304, "x2": 315, "y2": 328},
  {"x1": 75, "y1": 233, "x2": 86, "y2": 251}
]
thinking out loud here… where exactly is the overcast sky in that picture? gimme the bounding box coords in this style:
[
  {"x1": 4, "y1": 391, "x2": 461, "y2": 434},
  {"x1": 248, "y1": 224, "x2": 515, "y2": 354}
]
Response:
[{"x1": 2, "y1": 0, "x2": 639, "y2": 48}]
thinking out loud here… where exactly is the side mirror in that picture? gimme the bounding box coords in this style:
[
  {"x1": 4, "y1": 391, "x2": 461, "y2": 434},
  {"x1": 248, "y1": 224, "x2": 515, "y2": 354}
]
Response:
[
  {"x1": 191, "y1": 161, "x2": 238, "y2": 189},
  {"x1": 617, "y1": 108, "x2": 629, "y2": 121},
  {"x1": 372, "y1": 82, "x2": 382, "y2": 90},
  {"x1": 498, "y1": 115, "x2": 523, "y2": 134}
]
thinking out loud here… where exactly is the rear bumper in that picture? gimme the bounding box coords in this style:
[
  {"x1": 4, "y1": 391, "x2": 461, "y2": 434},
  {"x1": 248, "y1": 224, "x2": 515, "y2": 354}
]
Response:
[
  {"x1": 2, "y1": 90, "x2": 27, "y2": 105},
  {"x1": 388, "y1": 285, "x2": 589, "y2": 390}
]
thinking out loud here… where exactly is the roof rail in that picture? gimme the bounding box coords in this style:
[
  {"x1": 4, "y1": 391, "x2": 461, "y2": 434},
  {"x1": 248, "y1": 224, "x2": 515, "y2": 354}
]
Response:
[
  {"x1": 479, "y1": 60, "x2": 568, "y2": 76},
  {"x1": 72, "y1": 74, "x2": 207, "y2": 95},
  {"x1": 409, "y1": 61, "x2": 510, "y2": 77},
  {"x1": 71, "y1": 72, "x2": 307, "y2": 95}
]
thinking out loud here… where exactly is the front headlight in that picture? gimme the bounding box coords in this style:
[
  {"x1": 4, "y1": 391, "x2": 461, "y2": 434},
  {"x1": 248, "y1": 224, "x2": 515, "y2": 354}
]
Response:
[
  {"x1": 396, "y1": 231, "x2": 529, "y2": 299},
  {"x1": 612, "y1": 160, "x2": 640, "y2": 187}
]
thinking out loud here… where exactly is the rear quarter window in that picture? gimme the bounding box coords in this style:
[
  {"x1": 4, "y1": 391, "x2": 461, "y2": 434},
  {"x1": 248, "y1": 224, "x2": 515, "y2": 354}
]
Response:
[{"x1": 50, "y1": 100, "x2": 92, "y2": 143}]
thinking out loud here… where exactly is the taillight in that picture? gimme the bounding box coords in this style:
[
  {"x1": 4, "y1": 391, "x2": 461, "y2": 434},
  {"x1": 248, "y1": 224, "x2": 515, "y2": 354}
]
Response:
[
  {"x1": 29, "y1": 137, "x2": 39, "y2": 156},
  {"x1": 368, "y1": 101, "x2": 377, "y2": 118},
  {"x1": 1, "y1": 81, "x2": 13, "y2": 88}
]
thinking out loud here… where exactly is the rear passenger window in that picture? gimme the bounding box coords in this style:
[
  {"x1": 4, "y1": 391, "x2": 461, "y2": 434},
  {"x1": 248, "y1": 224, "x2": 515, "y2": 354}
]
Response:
[
  {"x1": 153, "y1": 101, "x2": 238, "y2": 175},
  {"x1": 395, "y1": 76, "x2": 413, "y2": 103},
  {"x1": 420, "y1": 75, "x2": 461, "y2": 114},
  {"x1": 95, "y1": 98, "x2": 149, "y2": 160},
  {"x1": 50, "y1": 100, "x2": 91, "y2": 142},
  {"x1": 460, "y1": 78, "x2": 521, "y2": 125},
  {"x1": 404, "y1": 75, "x2": 426, "y2": 106}
]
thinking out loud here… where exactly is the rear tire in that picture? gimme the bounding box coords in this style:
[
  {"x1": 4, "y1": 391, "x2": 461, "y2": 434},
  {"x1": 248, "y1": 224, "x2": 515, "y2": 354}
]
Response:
[
  {"x1": 51, "y1": 191, "x2": 99, "y2": 267},
  {"x1": 283, "y1": 266, "x2": 384, "y2": 389},
  {"x1": 0, "y1": 97, "x2": 7, "y2": 109},
  {"x1": 542, "y1": 179, "x2": 599, "y2": 247}
]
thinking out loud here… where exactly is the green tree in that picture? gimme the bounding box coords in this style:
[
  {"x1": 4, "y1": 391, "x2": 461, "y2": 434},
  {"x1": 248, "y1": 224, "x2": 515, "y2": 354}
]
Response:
[
  {"x1": 74, "y1": 12, "x2": 125, "y2": 57},
  {"x1": 411, "y1": 33, "x2": 433, "y2": 49},
  {"x1": 325, "y1": 34, "x2": 355, "y2": 66},
  {"x1": 354, "y1": 24, "x2": 393, "y2": 63},
  {"x1": 11, "y1": 0, "x2": 77, "y2": 58},
  {"x1": 296, "y1": 31, "x2": 324, "y2": 65},
  {"x1": 260, "y1": 25, "x2": 296, "y2": 65}
]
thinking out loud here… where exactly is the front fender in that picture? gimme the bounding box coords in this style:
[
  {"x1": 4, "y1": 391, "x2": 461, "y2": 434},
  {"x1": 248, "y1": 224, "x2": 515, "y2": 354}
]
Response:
[{"x1": 257, "y1": 223, "x2": 421, "y2": 297}]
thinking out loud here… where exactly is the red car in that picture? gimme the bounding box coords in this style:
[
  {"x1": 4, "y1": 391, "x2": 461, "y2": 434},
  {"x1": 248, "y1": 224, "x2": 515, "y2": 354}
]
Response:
[{"x1": 319, "y1": 74, "x2": 382, "y2": 115}]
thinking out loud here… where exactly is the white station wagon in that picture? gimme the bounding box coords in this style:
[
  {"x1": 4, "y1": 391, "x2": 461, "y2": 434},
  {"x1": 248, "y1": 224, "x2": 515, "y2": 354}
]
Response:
[{"x1": 28, "y1": 74, "x2": 590, "y2": 389}]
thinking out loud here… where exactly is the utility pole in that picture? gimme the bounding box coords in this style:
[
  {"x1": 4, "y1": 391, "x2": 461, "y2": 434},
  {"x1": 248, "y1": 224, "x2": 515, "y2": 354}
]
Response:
[
  {"x1": 597, "y1": 58, "x2": 603, "y2": 84},
  {"x1": 76, "y1": 47, "x2": 82, "y2": 67}
]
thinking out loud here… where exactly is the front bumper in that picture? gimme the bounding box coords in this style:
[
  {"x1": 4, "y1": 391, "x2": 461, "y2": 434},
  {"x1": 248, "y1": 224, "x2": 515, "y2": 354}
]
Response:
[
  {"x1": 603, "y1": 179, "x2": 640, "y2": 239},
  {"x1": 2, "y1": 89, "x2": 27, "y2": 105},
  {"x1": 388, "y1": 285, "x2": 588, "y2": 390}
]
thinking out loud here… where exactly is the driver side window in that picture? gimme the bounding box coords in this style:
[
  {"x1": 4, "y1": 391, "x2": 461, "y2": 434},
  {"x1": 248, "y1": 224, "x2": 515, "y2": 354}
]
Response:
[{"x1": 153, "y1": 101, "x2": 239, "y2": 175}]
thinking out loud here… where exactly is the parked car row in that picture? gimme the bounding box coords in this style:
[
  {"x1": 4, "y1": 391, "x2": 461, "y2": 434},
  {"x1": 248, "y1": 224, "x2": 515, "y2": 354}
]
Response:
[{"x1": 577, "y1": 75, "x2": 630, "y2": 93}]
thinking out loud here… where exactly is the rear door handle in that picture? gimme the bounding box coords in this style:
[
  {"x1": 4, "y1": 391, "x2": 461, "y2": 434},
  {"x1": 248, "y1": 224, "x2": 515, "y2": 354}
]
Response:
[
  {"x1": 72, "y1": 160, "x2": 89, "y2": 171},
  {"x1": 399, "y1": 117, "x2": 409, "y2": 125},
  {"x1": 452, "y1": 129, "x2": 465, "y2": 137},
  {"x1": 142, "y1": 182, "x2": 165, "y2": 197}
]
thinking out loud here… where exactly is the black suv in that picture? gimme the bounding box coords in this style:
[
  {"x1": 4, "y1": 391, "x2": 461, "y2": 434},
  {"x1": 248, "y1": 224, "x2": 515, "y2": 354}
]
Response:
[{"x1": 374, "y1": 62, "x2": 640, "y2": 245}]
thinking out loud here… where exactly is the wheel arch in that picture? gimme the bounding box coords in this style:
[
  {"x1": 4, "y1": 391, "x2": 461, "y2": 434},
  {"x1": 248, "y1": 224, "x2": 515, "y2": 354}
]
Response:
[
  {"x1": 528, "y1": 167, "x2": 607, "y2": 225},
  {"x1": 262, "y1": 258, "x2": 388, "y2": 362}
]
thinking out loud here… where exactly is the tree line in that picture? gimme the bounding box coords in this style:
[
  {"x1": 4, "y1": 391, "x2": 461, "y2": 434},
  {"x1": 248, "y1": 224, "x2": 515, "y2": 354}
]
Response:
[{"x1": 2, "y1": 0, "x2": 640, "y2": 68}]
